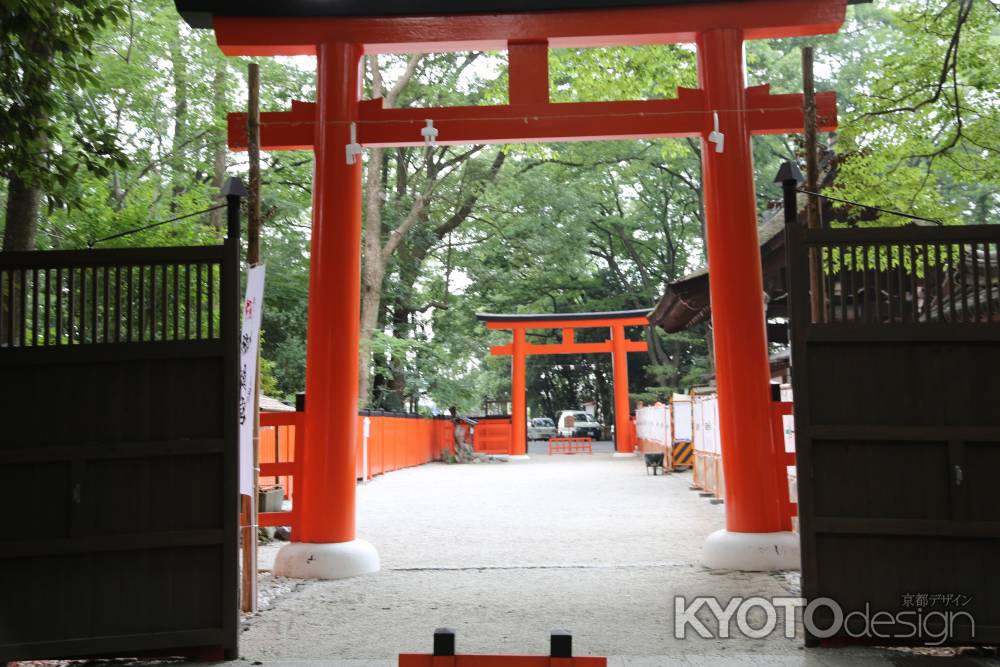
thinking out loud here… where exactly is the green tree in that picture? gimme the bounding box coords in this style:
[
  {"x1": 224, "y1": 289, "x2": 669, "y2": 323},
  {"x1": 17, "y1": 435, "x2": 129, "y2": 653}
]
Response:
[{"x1": 1, "y1": 0, "x2": 126, "y2": 250}]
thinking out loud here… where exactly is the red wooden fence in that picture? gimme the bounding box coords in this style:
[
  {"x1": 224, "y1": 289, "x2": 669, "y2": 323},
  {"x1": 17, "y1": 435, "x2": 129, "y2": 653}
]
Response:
[{"x1": 257, "y1": 411, "x2": 454, "y2": 530}]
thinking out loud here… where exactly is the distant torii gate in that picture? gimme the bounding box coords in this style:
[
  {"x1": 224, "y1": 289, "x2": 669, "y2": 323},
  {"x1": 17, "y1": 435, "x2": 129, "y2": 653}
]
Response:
[
  {"x1": 478, "y1": 310, "x2": 651, "y2": 457},
  {"x1": 176, "y1": 0, "x2": 850, "y2": 577}
]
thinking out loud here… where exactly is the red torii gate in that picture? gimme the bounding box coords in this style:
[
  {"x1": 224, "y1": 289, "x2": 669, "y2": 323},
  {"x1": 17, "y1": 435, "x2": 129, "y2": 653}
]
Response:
[
  {"x1": 177, "y1": 0, "x2": 850, "y2": 577},
  {"x1": 478, "y1": 310, "x2": 651, "y2": 457}
]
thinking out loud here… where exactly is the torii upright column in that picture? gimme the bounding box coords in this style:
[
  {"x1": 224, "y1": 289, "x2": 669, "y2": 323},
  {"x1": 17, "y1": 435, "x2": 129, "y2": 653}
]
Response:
[
  {"x1": 610, "y1": 325, "x2": 635, "y2": 457},
  {"x1": 509, "y1": 328, "x2": 529, "y2": 459},
  {"x1": 272, "y1": 42, "x2": 380, "y2": 579},
  {"x1": 696, "y1": 28, "x2": 797, "y2": 570}
]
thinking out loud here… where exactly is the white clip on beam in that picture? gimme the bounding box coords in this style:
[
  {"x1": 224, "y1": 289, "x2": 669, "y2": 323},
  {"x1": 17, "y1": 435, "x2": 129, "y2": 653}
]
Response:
[
  {"x1": 708, "y1": 112, "x2": 725, "y2": 154},
  {"x1": 345, "y1": 122, "x2": 362, "y2": 165},
  {"x1": 421, "y1": 119, "x2": 438, "y2": 147}
]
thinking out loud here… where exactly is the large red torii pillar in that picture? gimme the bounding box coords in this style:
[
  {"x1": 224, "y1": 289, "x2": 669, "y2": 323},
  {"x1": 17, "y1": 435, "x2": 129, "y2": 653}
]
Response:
[
  {"x1": 478, "y1": 310, "x2": 651, "y2": 457},
  {"x1": 178, "y1": 0, "x2": 850, "y2": 577}
]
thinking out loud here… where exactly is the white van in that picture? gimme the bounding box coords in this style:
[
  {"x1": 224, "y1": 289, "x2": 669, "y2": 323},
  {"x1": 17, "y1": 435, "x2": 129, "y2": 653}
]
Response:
[{"x1": 557, "y1": 410, "x2": 602, "y2": 439}]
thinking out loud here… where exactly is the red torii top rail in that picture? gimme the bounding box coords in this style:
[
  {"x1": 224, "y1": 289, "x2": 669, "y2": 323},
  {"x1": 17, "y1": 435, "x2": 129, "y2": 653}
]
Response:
[
  {"x1": 218, "y1": 2, "x2": 840, "y2": 150},
  {"x1": 478, "y1": 309, "x2": 650, "y2": 456}
]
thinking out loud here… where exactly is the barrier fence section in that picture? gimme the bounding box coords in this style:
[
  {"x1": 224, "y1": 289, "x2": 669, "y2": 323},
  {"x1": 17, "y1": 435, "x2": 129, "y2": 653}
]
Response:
[
  {"x1": 635, "y1": 404, "x2": 672, "y2": 469},
  {"x1": 671, "y1": 393, "x2": 694, "y2": 467},
  {"x1": 692, "y1": 395, "x2": 721, "y2": 497},
  {"x1": 258, "y1": 411, "x2": 303, "y2": 530},
  {"x1": 472, "y1": 416, "x2": 513, "y2": 454},
  {"x1": 256, "y1": 411, "x2": 454, "y2": 531},
  {"x1": 547, "y1": 437, "x2": 593, "y2": 455},
  {"x1": 771, "y1": 400, "x2": 798, "y2": 532},
  {"x1": 690, "y1": 394, "x2": 797, "y2": 526},
  {"x1": 355, "y1": 413, "x2": 453, "y2": 480}
]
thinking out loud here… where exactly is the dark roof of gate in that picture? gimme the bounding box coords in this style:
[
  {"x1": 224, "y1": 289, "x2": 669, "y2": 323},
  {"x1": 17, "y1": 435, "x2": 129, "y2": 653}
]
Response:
[
  {"x1": 176, "y1": 0, "x2": 868, "y2": 29},
  {"x1": 477, "y1": 308, "x2": 652, "y2": 324}
]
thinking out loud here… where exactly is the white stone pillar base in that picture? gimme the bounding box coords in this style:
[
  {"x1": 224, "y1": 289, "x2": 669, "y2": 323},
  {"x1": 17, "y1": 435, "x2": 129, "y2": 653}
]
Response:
[
  {"x1": 612, "y1": 451, "x2": 637, "y2": 458},
  {"x1": 494, "y1": 454, "x2": 530, "y2": 461},
  {"x1": 701, "y1": 529, "x2": 800, "y2": 571},
  {"x1": 272, "y1": 538, "x2": 380, "y2": 580}
]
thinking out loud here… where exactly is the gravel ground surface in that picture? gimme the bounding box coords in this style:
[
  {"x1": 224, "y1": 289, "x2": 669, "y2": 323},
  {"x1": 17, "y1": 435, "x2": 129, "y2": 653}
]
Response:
[{"x1": 234, "y1": 451, "x2": 998, "y2": 666}]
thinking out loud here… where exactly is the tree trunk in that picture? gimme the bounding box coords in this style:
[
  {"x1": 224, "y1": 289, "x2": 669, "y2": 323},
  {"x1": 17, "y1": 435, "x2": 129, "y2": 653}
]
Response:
[
  {"x1": 387, "y1": 300, "x2": 412, "y2": 409},
  {"x1": 169, "y1": 21, "x2": 189, "y2": 207},
  {"x1": 3, "y1": 26, "x2": 53, "y2": 253},
  {"x1": 209, "y1": 58, "x2": 228, "y2": 232},
  {"x1": 3, "y1": 175, "x2": 42, "y2": 251},
  {"x1": 357, "y1": 54, "x2": 421, "y2": 406},
  {"x1": 358, "y1": 145, "x2": 387, "y2": 407}
]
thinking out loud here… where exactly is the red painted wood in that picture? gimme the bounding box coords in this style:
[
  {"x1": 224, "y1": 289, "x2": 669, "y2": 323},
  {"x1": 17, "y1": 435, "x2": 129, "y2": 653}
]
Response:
[
  {"x1": 611, "y1": 324, "x2": 632, "y2": 454},
  {"x1": 212, "y1": 1, "x2": 847, "y2": 56},
  {"x1": 298, "y1": 42, "x2": 365, "y2": 544},
  {"x1": 227, "y1": 87, "x2": 835, "y2": 150},
  {"x1": 697, "y1": 27, "x2": 784, "y2": 532},
  {"x1": 211, "y1": 0, "x2": 850, "y2": 542}
]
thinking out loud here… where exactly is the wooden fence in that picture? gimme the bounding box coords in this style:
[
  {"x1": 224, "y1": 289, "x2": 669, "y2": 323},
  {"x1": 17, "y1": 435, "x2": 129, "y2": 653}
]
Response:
[
  {"x1": 256, "y1": 411, "x2": 454, "y2": 533},
  {"x1": 0, "y1": 191, "x2": 242, "y2": 662}
]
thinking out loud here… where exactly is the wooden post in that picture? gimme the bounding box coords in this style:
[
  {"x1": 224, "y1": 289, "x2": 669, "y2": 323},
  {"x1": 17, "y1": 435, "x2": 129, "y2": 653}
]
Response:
[
  {"x1": 240, "y1": 61, "x2": 262, "y2": 614},
  {"x1": 802, "y1": 47, "x2": 823, "y2": 322}
]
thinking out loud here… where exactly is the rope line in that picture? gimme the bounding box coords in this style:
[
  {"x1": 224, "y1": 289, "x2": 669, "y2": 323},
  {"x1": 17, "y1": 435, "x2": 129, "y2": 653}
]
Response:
[
  {"x1": 88, "y1": 204, "x2": 228, "y2": 247},
  {"x1": 239, "y1": 103, "x2": 825, "y2": 128},
  {"x1": 796, "y1": 189, "x2": 943, "y2": 227}
]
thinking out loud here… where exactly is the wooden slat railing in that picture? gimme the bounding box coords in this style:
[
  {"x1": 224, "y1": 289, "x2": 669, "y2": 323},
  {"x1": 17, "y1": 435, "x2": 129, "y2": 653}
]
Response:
[
  {"x1": 0, "y1": 245, "x2": 225, "y2": 347},
  {"x1": 795, "y1": 225, "x2": 1000, "y2": 326}
]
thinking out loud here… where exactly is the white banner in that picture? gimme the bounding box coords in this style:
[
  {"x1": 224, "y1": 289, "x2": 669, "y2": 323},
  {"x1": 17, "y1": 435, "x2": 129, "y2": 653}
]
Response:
[
  {"x1": 671, "y1": 394, "x2": 693, "y2": 443},
  {"x1": 702, "y1": 396, "x2": 719, "y2": 454},
  {"x1": 636, "y1": 404, "x2": 670, "y2": 445},
  {"x1": 783, "y1": 414, "x2": 796, "y2": 453},
  {"x1": 692, "y1": 399, "x2": 704, "y2": 452},
  {"x1": 239, "y1": 265, "x2": 266, "y2": 497}
]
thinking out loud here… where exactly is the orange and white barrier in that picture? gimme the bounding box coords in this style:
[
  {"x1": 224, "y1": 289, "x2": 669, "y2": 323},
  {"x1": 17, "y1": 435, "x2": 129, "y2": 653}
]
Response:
[
  {"x1": 671, "y1": 393, "x2": 694, "y2": 468},
  {"x1": 692, "y1": 394, "x2": 722, "y2": 498},
  {"x1": 635, "y1": 403, "x2": 672, "y2": 469},
  {"x1": 691, "y1": 393, "x2": 798, "y2": 527},
  {"x1": 548, "y1": 437, "x2": 593, "y2": 455},
  {"x1": 774, "y1": 403, "x2": 798, "y2": 533}
]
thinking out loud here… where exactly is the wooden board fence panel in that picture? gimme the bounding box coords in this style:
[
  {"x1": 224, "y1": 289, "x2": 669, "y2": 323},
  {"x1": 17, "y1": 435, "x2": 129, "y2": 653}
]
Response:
[
  {"x1": 0, "y1": 235, "x2": 240, "y2": 661},
  {"x1": 786, "y1": 208, "x2": 1000, "y2": 646}
]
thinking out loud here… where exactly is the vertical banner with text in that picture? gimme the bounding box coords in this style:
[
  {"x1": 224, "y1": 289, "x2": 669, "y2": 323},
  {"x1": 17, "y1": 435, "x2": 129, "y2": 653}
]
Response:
[{"x1": 239, "y1": 265, "x2": 266, "y2": 497}]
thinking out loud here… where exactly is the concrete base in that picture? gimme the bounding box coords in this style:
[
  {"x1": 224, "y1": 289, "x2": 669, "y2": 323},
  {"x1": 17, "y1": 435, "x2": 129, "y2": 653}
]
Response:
[
  {"x1": 701, "y1": 529, "x2": 800, "y2": 571},
  {"x1": 494, "y1": 454, "x2": 530, "y2": 461},
  {"x1": 272, "y1": 538, "x2": 380, "y2": 580},
  {"x1": 612, "y1": 451, "x2": 637, "y2": 458}
]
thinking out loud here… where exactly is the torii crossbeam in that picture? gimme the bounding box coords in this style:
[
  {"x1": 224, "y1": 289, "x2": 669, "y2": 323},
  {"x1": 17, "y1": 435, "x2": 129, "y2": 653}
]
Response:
[{"x1": 177, "y1": 0, "x2": 855, "y2": 577}]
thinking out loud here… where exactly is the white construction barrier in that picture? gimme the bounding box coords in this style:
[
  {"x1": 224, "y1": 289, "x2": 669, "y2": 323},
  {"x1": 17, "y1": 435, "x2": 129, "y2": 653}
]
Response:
[
  {"x1": 635, "y1": 403, "x2": 672, "y2": 469},
  {"x1": 670, "y1": 393, "x2": 694, "y2": 468}
]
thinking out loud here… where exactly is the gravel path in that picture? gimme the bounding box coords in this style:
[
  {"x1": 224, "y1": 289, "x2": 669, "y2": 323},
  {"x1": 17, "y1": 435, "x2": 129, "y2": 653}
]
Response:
[{"x1": 240, "y1": 453, "x2": 996, "y2": 666}]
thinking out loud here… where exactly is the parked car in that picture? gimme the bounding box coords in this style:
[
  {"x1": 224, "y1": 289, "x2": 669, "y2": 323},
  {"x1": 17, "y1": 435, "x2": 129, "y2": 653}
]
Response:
[
  {"x1": 557, "y1": 410, "x2": 603, "y2": 439},
  {"x1": 527, "y1": 417, "x2": 557, "y2": 441}
]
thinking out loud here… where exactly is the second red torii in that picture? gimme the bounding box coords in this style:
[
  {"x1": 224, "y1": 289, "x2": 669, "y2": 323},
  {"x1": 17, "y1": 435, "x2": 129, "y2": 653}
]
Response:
[{"x1": 478, "y1": 309, "x2": 651, "y2": 457}]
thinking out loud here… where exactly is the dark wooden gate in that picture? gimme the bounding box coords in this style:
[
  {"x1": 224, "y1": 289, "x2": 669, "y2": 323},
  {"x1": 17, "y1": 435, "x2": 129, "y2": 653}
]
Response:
[
  {"x1": 785, "y1": 182, "x2": 1000, "y2": 646},
  {"x1": 0, "y1": 194, "x2": 241, "y2": 661}
]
